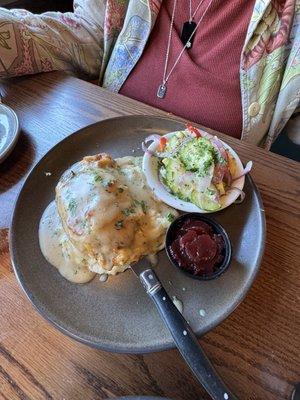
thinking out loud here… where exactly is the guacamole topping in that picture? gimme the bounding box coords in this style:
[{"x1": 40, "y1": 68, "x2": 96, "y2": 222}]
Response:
[{"x1": 157, "y1": 128, "x2": 235, "y2": 211}]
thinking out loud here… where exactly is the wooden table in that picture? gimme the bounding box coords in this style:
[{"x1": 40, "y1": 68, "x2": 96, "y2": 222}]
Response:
[{"x1": 0, "y1": 72, "x2": 299, "y2": 400}]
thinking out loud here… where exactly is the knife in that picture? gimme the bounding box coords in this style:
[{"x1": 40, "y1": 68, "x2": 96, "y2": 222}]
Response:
[{"x1": 131, "y1": 259, "x2": 238, "y2": 400}]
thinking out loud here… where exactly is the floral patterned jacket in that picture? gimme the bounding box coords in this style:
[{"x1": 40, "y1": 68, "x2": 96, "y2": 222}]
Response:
[{"x1": 0, "y1": 0, "x2": 299, "y2": 148}]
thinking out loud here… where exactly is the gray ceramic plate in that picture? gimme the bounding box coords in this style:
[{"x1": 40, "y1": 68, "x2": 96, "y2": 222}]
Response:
[
  {"x1": 10, "y1": 115, "x2": 266, "y2": 353},
  {"x1": 0, "y1": 103, "x2": 20, "y2": 163}
]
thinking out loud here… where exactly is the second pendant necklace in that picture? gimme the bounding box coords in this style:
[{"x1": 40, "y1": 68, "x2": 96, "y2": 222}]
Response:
[
  {"x1": 157, "y1": 0, "x2": 213, "y2": 99},
  {"x1": 181, "y1": 0, "x2": 206, "y2": 49}
]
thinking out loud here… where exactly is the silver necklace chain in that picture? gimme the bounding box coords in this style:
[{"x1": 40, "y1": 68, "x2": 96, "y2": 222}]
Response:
[
  {"x1": 157, "y1": 0, "x2": 214, "y2": 98},
  {"x1": 189, "y1": 0, "x2": 206, "y2": 23},
  {"x1": 161, "y1": 0, "x2": 178, "y2": 91}
]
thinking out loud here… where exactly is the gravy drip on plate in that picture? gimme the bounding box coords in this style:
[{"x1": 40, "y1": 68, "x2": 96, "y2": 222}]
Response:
[{"x1": 39, "y1": 201, "x2": 96, "y2": 283}]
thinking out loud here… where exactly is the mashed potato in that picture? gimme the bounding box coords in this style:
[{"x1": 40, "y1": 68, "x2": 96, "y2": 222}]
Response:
[{"x1": 39, "y1": 154, "x2": 177, "y2": 283}]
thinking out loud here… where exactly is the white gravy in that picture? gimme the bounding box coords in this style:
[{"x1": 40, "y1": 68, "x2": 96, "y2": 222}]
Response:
[{"x1": 39, "y1": 201, "x2": 96, "y2": 283}]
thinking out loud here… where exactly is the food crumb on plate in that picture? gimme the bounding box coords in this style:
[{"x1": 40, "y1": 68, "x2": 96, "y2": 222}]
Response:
[
  {"x1": 199, "y1": 309, "x2": 206, "y2": 317},
  {"x1": 172, "y1": 295, "x2": 183, "y2": 314},
  {"x1": 99, "y1": 273, "x2": 108, "y2": 282}
]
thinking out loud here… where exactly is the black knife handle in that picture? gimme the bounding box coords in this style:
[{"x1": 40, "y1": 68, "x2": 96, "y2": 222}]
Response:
[{"x1": 139, "y1": 269, "x2": 238, "y2": 400}]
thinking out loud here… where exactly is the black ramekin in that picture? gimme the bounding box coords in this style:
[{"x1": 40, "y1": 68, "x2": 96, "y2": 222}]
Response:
[{"x1": 165, "y1": 213, "x2": 232, "y2": 280}]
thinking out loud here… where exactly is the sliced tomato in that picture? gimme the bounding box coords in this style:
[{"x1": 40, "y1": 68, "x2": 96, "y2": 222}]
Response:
[
  {"x1": 158, "y1": 136, "x2": 167, "y2": 152},
  {"x1": 186, "y1": 123, "x2": 202, "y2": 138}
]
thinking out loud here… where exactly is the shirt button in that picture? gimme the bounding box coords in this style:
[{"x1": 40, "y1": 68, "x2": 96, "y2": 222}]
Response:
[{"x1": 248, "y1": 102, "x2": 260, "y2": 117}]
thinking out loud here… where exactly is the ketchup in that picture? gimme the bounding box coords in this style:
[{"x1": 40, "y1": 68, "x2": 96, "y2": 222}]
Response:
[{"x1": 168, "y1": 218, "x2": 225, "y2": 276}]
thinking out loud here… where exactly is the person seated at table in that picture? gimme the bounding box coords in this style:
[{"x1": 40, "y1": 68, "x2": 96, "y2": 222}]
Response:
[{"x1": 0, "y1": 0, "x2": 299, "y2": 148}]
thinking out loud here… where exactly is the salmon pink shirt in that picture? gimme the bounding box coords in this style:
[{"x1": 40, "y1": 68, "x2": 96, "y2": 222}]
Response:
[{"x1": 120, "y1": 0, "x2": 255, "y2": 139}]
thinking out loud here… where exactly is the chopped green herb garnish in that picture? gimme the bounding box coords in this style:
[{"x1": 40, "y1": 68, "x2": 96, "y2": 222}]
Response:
[
  {"x1": 140, "y1": 200, "x2": 147, "y2": 213},
  {"x1": 212, "y1": 148, "x2": 226, "y2": 165},
  {"x1": 207, "y1": 188, "x2": 215, "y2": 195},
  {"x1": 211, "y1": 148, "x2": 219, "y2": 163},
  {"x1": 94, "y1": 174, "x2": 103, "y2": 183},
  {"x1": 122, "y1": 207, "x2": 135, "y2": 217},
  {"x1": 203, "y1": 159, "x2": 213, "y2": 172},
  {"x1": 133, "y1": 199, "x2": 147, "y2": 213},
  {"x1": 68, "y1": 199, "x2": 77, "y2": 216},
  {"x1": 52, "y1": 228, "x2": 60, "y2": 237},
  {"x1": 115, "y1": 220, "x2": 124, "y2": 230},
  {"x1": 167, "y1": 213, "x2": 175, "y2": 223},
  {"x1": 80, "y1": 219, "x2": 88, "y2": 229}
]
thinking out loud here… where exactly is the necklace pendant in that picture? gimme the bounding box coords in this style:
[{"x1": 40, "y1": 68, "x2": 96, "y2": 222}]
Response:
[
  {"x1": 181, "y1": 21, "x2": 196, "y2": 49},
  {"x1": 157, "y1": 83, "x2": 167, "y2": 99}
]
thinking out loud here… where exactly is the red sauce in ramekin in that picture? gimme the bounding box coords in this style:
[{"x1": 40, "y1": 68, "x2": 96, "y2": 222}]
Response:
[{"x1": 168, "y1": 218, "x2": 225, "y2": 276}]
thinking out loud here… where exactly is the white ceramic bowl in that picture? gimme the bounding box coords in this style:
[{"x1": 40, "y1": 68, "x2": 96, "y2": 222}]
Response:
[
  {"x1": 0, "y1": 103, "x2": 20, "y2": 163},
  {"x1": 142, "y1": 130, "x2": 246, "y2": 213}
]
